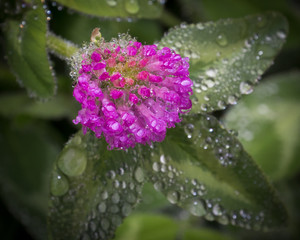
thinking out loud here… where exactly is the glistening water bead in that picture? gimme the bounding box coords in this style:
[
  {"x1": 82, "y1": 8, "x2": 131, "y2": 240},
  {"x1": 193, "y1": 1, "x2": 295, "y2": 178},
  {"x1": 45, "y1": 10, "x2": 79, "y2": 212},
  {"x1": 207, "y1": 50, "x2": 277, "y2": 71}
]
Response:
[{"x1": 71, "y1": 32, "x2": 193, "y2": 150}]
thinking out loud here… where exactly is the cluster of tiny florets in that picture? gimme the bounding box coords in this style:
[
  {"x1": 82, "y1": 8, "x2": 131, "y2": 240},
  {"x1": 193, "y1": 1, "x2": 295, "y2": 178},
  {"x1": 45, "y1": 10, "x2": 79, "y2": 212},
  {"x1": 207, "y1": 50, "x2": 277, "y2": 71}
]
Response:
[{"x1": 71, "y1": 34, "x2": 193, "y2": 149}]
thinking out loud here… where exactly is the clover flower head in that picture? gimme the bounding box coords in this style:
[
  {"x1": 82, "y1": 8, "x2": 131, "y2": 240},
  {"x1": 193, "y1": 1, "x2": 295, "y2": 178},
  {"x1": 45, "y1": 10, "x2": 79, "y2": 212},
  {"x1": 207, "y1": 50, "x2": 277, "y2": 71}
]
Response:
[{"x1": 71, "y1": 32, "x2": 193, "y2": 150}]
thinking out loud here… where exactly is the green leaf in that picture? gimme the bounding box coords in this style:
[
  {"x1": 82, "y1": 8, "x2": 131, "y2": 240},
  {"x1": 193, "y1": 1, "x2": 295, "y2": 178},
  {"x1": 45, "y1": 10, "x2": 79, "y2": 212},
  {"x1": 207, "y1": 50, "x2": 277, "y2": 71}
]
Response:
[
  {"x1": 159, "y1": 12, "x2": 288, "y2": 112},
  {"x1": 196, "y1": 0, "x2": 300, "y2": 49},
  {"x1": 114, "y1": 214, "x2": 178, "y2": 240},
  {"x1": 0, "y1": 92, "x2": 78, "y2": 120},
  {"x1": 135, "y1": 183, "x2": 170, "y2": 212},
  {"x1": 0, "y1": 119, "x2": 62, "y2": 240},
  {"x1": 48, "y1": 131, "x2": 145, "y2": 240},
  {"x1": 183, "y1": 228, "x2": 235, "y2": 240},
  {"x1": 141, "y1": 114, "x2": 287, "y2": 230},
  {"x1": 223, "y1": 71, "x2": 300, "y2": 181},
  {"x1": 3, "y1": 4, "x2": 55, "y2": 98},
  {"x1": 54, "y1": 0, "x2": 164, "y2": 19}
]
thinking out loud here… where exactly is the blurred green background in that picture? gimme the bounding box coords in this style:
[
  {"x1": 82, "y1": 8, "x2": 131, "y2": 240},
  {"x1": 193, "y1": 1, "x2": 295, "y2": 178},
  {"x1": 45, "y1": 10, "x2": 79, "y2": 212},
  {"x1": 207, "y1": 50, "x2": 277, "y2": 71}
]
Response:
[{"x1": 0, "y1": 0, "x2": 300, "y2": 239}]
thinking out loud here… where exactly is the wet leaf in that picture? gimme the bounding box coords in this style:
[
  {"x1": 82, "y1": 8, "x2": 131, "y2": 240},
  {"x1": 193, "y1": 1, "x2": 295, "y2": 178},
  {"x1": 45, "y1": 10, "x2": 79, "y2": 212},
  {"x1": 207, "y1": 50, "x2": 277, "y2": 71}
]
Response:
[
  {"x1": 3, "y1": 5, "x2": 55, "y2": 98},
  {"x1": 223, "y1": 71, "x2": 300, "y2": 181},
  {"x1": 114, "y1": 214, "x2": 178, "y2": 240},
  {"x1": 142, "y1": 114, "x2": 287, "y2": 230},
  {"x1": 197, "y1": 0, "x2": 300, "y2": 49},
  {"x1": 159, "y1": 12, "x2": 288, "y2": 112},
  {"x1": 135, "y1": 183, "x2": 170, "y2": 212},
  {"x1": 48, "y1": 131, "x2": 145, "y2": 240},
  {"x1": 0, "y1": 120, "x2": 61, "y2": 240},
  {"x1": 0, "y1": 93, "x2": 78, "y2": 120},
  {"x1": 54, "y1": 0, "x2": 164, "y2": 19}
]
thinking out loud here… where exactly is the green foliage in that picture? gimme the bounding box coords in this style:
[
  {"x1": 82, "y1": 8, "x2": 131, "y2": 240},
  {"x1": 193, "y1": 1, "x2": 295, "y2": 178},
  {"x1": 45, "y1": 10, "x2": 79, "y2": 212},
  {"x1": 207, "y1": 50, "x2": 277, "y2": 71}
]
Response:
[
  {"x1": 0, "y1": 0, "x2": 298, "y2": 239},
  {"x1": 3, "y1": 5, "x2": 56, "y2": 99},
  {"x1": 142, "y1": 114, "x2": 287, "y2": 230},
  {"x1": 223, "y1": 71, "x2": 300, "y2": 181},
  {"x1": 48, "y1": 132, "x2": 145, "y2": 240},
  {"x1": 114, "y1": 214, "x2": 178, "y2": 240},
  {"x1": 196, "y1": 0, "x2": 300, "y2": 49},
  {"x1": 159, "y1": 12, "x2": 288, "y2": 113},
  {"x1": 183, "y1": 228, "x2": 234, "y2": 240},
  {"x1": 54, "y1": 0, "x2": 164, "y2": 19}
]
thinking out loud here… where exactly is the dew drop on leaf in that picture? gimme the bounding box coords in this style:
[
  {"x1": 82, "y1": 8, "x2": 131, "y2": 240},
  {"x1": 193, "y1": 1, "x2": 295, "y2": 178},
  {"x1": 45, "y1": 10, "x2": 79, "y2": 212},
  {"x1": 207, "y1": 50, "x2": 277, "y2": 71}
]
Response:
[
  {"x1": 50, "y1": 170, "x2": 69, "y2": 197},
  {"x1": 212, "y1": 203, "x2": 223, "y2": 216},
  {"x1": 216, "y1": 33, "x2": 228, "y2": 47},
  {"x1": 256, "y1": 16, "x2": 267, "y2": 28},
  {"x1": 239, "y1": 81, "x2": 254, "y2": 95},
  {"x1": 106, "y1": 0, "x2": 117, "y2": 7},
  {"x1": 167, "y1": 191, "x2": 180, "y2": 204},
  {"x1": 98, "y1": 202, "x2": 107, "y2": 213},
  {"x1": 57, "y1": 147, "x2": 87, "y2": 177},
  {"x1": 134, "y1": 167, "x2": 144, "y2": 183},
  {"x1": 276, "y1": 30, "x2": 287, "y2": 40},
  {"x1": 125, "y1": 0, "x2": 140, "y2": 14},
  {"x1": 187, "y1": 199, "x2": 207, "y2": 217}
]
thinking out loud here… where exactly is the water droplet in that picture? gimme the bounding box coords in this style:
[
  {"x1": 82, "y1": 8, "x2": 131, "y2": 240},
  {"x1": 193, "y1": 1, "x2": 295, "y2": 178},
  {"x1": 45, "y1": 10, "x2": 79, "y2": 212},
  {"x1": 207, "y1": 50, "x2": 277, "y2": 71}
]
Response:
[
  {"x1": 216, "y1": 33, "x2": 228, "y2": 46},
  {"x1": 112, "y1": 193, "x2": 120, "y2": 203},
  {"x1": 89, "y1": 221, "x2": 97, "y2": 231},
  {"x1": 239, "y1": 81, "x2": 253, "y2": 95},
  {"x1": 50, "y1": 170, "x2": 69, "y2": 196},
  {"x1": 111, "y1": 215, "x2": 122, "y2": 226},
  {"x1": 160, "y1": 154, "x2": 167, "y2": 164},
  {"x1": 196, "y1": 23, "x2": 204, "y2": 30},
  {"x1": 73, "y1": 135, "x2": 82, "y2": 145},
  {"x1": 98, "y1": 202, "x2": 107, "y2": 213},
  {"x1": 205, "y1": 68, "x2": 217, "y2": 78},
  {"x1": 153, "y1": 181, "x2": 164, "y2": 191},
  {"x1": 167, "y1": 191, "x2": 180, "y2": 204},
  {"x1": 228, "y1": 95, "x2": 238, "y2": 105},
  {"x1": 134, "y1": 167, "x2": 144, "y2": 183},
  {"x1": 106, "y1": 0, "x2": 117, "y2": 6},
  {"x1": 218, "y1": 214, "x2": 229, "y2": 225},
  {"x1": 184, "y1": 123, "x2": 194, "y2": 138},
  {"x1": 256, "y1": 16, "x2": 266, "y2": 28},
  {"x1": 125, "y1": 0, "x2": 140, "y2": 14},
  {"x1": 257, "y1": 45, "x2": 277, "y2": 59},
  {"x1": 57, "y1": 147, "x2": 87, "y2": 177},
  {"x1": 205, "y1": 213, "x2": 214, "y2": 221},
  {"x1": 188, "y1": 200, "x2": 206, "y2": 216},
  {"x1": 204, "y1": 78, "x2": 215, "y2": 88},
  {"x1": 101, "y1": 219, "x2": 110, "y2": 230},
  {"x1": 110, "y1": 205, "x2": 119, "y2": 213},
  {"x1": 217, "y1": 100, "x2": 226, "y2": 109},
  {"x1": 152, "y1": 162, "x2": 160, "y2": 172},
  {"x1": 276, "y1": 30, "x2": 286, "y2": 40},
  {"x1": 212, "y1": 204, "x2": 223, "y2": 216},
  {"x1": 201, "y1": 103, "x2": 208, "y2": 111},
  {"x1": 102, "y1": 191, "x2": 108, "y2": 200},
  {"x1": 126, "y1": 192, "x2": 136, "y2": 203},
  {"x1": 122, "y1": 203, "x2": 132, "y2": 216},
  {"x1": 175, "y1": 41, "x2": 182, "y2": 48}
]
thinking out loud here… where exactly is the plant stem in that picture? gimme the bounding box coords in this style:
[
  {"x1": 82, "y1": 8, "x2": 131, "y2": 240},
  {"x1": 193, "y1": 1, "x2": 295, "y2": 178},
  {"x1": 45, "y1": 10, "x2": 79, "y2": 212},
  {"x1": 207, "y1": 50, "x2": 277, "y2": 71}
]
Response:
[{"x1": 46, "y1": 32, "x2": 79, "y2": 59}]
